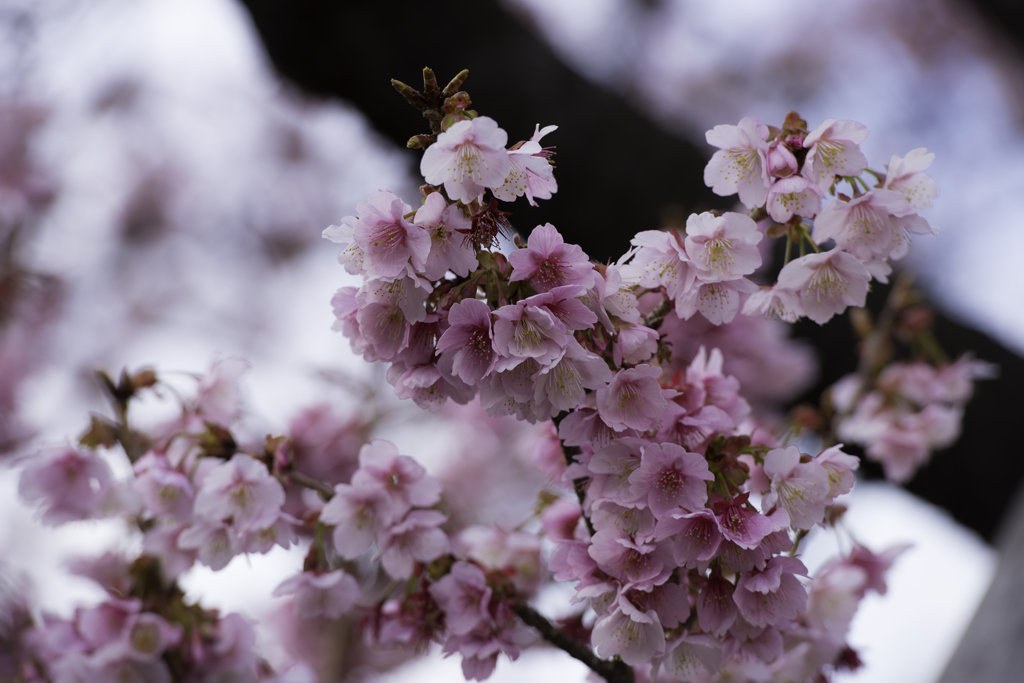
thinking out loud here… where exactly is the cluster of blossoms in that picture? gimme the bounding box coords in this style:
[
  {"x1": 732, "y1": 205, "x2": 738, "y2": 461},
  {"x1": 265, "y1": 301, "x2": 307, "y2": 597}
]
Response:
[
  {"x1": 9, "y1": 69, "x2": 985, "y2": 683},
  {"x1": 11, "y1": 361, "x2": 371, "y2": 681},
  {"x1": 312, "y1": 69, "x2": 969, "y2": 682},
  {"x1": 327, "y1": 101, "x2": 943, "y2": 431},
  {"x1": 705, "y1": 115, "x2": 938, "y2": 324},
  {"x1": 831, "y1": 355, "x2": 994, "y2": 482},
  {"x1": 546, "y1": 349, "x2": 875, "y2": 680}
]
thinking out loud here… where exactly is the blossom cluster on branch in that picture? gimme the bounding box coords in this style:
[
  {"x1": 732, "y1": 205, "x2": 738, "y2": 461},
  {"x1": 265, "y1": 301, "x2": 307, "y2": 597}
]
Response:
[{"x1": 6, "y1": 67, "x2": 990, "y2": 683}]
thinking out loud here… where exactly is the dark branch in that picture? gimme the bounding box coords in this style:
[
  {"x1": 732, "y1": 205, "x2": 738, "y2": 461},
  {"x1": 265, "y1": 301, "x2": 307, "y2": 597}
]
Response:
[
  {"x1": 510, "y1": 600, "x2": 634, "y2": 683},
  {"x1": 552, "y1": 411, "x2": 596, "y2": 537}
]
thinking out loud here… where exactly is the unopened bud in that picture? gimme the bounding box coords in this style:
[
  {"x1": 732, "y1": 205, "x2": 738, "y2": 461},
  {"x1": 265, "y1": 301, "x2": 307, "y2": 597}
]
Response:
[
  {"x1": 406, "y1": 134, "x2": 436, "y2": 149},
  {"x1": 782, "y1": 111, "x2": 808, "y2": 134},
  {"x1": 391, "y1": 79, "x2": 425, "y2": 109},
  {"x1": 766, "y1": 140, "x2": 798, "y2": 178},
  {"x1": 131, "y1": 368, "x2": 158, "y2": 389},
  {"x1": 442, "y1": 69, "x2": 469, "y2": 98},
  {"x1": 422, "y1": 67, "x2": 439, "y2": 102},
  {"x1": 445, "y1": 91, "x2": 472, "y2": 110}
]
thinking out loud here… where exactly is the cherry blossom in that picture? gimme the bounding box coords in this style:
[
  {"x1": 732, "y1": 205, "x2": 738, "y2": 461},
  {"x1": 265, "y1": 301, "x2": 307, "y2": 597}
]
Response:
[
  {"x1": 18, "y1": 446, "x2": 114, "y2": 525},
  {"x1": 414, "y1": 191, "x2": 478, "y2": 279},
  {"x1": 351, "y1": 190, "x2": 431, "y2": 280},
  {"x1": 761, "y1": 446, "x2": 830, "y2": 530},
  {"x1": 802, "y1": 119, "x2": 869, "y2": 191},
  {"x1": 193, "y1": 454, "x2": 285, "y2": 533},
  {"x1": 883, "y1": 147, "x2": 938, "y2": 211},
  {"x1": 628, "y1": 442, "x2": 713, "y2": 517},
  {"x1": 703, "y1": 117, "x2": 771, "y2": 208},
  {"x1": 420, "y1": 116, "x2": 512, "y2": 203},
  {"x1": 596, "y1": 365, "x2": 668, "y2": 432},
  {"x1": 684, "y1": 211, "x2": 763, "y2": 283},
  {"x1": 491, "y1": 124, "x2": 558, "y2": 206},
  {"x1": 775, "y1": 248, "x2": 871, "y2": 324},
  {"x1": 508, "y1": 223, "x2": 596, "y2": 292}
]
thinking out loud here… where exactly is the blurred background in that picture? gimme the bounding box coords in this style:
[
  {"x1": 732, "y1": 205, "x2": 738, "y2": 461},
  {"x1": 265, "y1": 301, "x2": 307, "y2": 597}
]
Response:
[{"x1": 2, "y1": 0, "x2": 1024, "y2": 681}]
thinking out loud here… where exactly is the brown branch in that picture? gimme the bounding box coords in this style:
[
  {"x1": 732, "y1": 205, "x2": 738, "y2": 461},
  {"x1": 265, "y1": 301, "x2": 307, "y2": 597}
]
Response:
[
  {"x1": 642, "y1": 297, "x2": 672, "y2": 331},
  {"x1": 552, "y1": 411, "x2": 596, "y2": 537},
  {"x1": 510, "y1": 600, "x2": 634, "y2": 683},
  {"x1": 289, "y1": 471, "x2": 335, "y2": 499}
]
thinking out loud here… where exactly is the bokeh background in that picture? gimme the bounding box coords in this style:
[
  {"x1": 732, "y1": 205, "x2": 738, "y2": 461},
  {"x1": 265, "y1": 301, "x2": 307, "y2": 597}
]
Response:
[{"x1": 2, "y1": 0, "x2": 1024, "y2": 681}]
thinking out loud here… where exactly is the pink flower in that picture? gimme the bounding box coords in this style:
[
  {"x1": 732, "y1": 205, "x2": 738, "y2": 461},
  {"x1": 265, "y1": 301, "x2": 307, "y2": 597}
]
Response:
[
  {"x1": 420, "y1": 116, "x2": 512, "y2": 203},
  {"x1": 684, "y1": 211, "x2": 763, "y2": 283},
  {"x1": 596, "y1": 365, "x2": 668, "y2": 432},
  {"x1": 413, "y1": 191, "x2": 478, "y2": 280},
  {"x1": 351, "y1": 190, "x2": 431, "y2": 280},
  {"x1": 134, "y1": 465, "x2": 194, "y2": 522},
  {"x1": 802, "y1": 119, "x2": 869, "y2": 192},
  {"x1": 521, "y1": 285, "x2": 598, "y2": 331},
  {"x1": 356, "y1": 276, "x2": 431, "y2": 359},
  {"x1": 428, "y1": 561, "x2": 493, "y2": 636},
  {"x1": 491, "y1": 300, "x2": 568, "y2": 372},
  {"x1": 352, "y1": 439, "x2": 442, "y2": 511},
  {"x1": 883, "y1": 148, "x2": 938, "y2": 212},
  {"x1": 696, "y1": 572, "x2": 738, "y2": 636},
  {"x1": 19, "y1": 446, "x2": 114, "y2": 525},
  {"x1": 272, "y1": 569, "x2": 360, "y2": 619},
  {"x1": 703, "y1": 117, "x2": 771, "y2": 209},
  {"x1": 590, "y1": 264, "x2": 641, "y2": 330},
  {"x1": 534, "y1": 337, "x2": 612, "y2": 413},
  {"x1": 491, "y1": 125, "x2": 558, "y2": 206},
  {"x1": 628, "y1": 442, "x2": 713, "y2": 518},
  {"x1": 625, "y1": 229, "x2": 697, "y2": 303},
  {"x1": 323, "y1": 217, "x2": 367, "y2": 276},
  {"x1": 653, "y1": 508, "x2": 723, "y2": 567},
  {"x1": 742, "y1": 285, "x2": 805, "y2": 323},
  {"x1": 675, "y1": 278, "x2": 759, "y2": 325},
  {"x1": 613, "y1": 324, "x2": 659, "y2": 366},
  {"x1": 436, "y1": 298, "x2": 496, "y2": 384},
  {"x1": 194, "y1": 357, "x2": 249, "y2": 426},
  {"x1": 715, "y1": 499, "x2": 773, "y2": 549},
  {"x1": 378, "y1": 509, "x2": 450, "y2": 580},
  {"x1": 177, "y1": 521, "x2": 239, "y2": 570},
  {"x1": 193, "y1": 454, "x2": 284, "y2": 534},
  {"x1": 765, "y1": 139, "x2": 798, "y2": 178},
  {"x1": 775, "y1": 248, "x2": 871, "y2": 324},
  {"x1": 733, "y1": 557, "x2": 809, "y2": 627},
  {"x1": 557, "y1": 397, "x2": 621, "y2": 450},
  {"x1": 507, "y1": 223, "x2": 595, "y2": 292},
  {"x1": 320, "y1": 483, "x2": 395, "y2": 558},
  {"x1": 659, "y1": 633, "x2": 722, "y2": 680},
  {"x1": 812, "y1": 189, "x2": 915, "y2": 260},
  {"x1": 815, "y1": 444, "x2": 859, "y2": 501},
  {"x1": 761, "y1": 446, "x2": 830, "y2": 530},
  {"x1": 588, "y1": 527, "x2": 673, "y2": 586},
  {"x1": 766, "y1": 176, "x2": 824, "y2": 223},
  {"x1": 627, "y1": 581, "x2": 691, "y2": 629},
  {"x1": 591, "y1": 594, "x2": 666, "y2": 666}
]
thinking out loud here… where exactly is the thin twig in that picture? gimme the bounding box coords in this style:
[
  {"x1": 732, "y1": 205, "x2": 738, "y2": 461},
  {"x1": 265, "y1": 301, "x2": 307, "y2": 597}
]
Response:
[
  {"x1": 642, "y1": 297, "x2": 672, "y2": 331},
  {"x1": 510, "y1": 600, "x2": 634, "y2": 683},
  {"x1": 289, "y1": 471, "x2": 335, "y2": 500}
]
